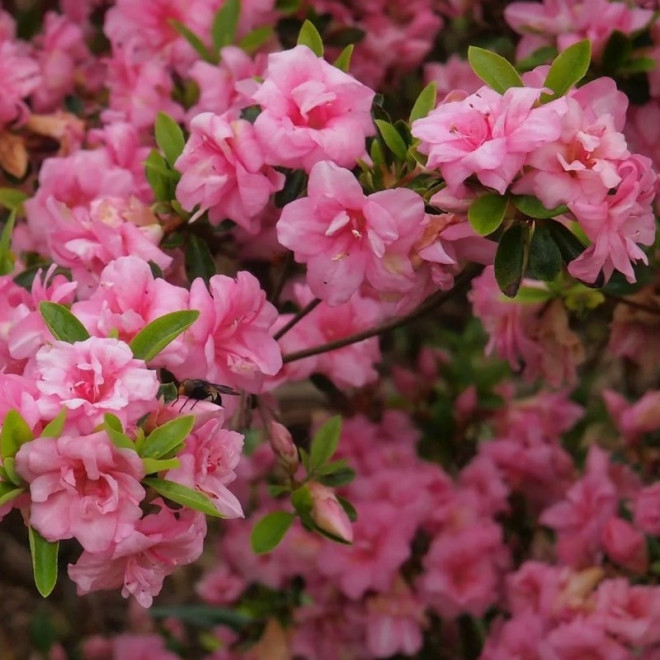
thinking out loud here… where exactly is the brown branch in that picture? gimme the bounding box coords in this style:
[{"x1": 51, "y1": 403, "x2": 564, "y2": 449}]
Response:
[
  {"x1": 274, "y1": 297, "x2": 321, "y2": 340},
  {"x1": 605, "y1": 292, "x2": 660, "y2": 316},
  {"x1": 281, "y1": 264, "x2": 482, "y2": 364}
]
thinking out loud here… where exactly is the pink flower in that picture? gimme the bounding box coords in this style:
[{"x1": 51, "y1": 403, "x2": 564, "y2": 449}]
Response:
[
  {"x1": 178, "y1": 272, "x2": 282, "y2": 392},
  {"x1": 0, "y1": 40, "x2": 41, "y2": 126},
  {"x1": 308, "y1": 482, "x2": 353, "y2": 543},
  {"x1": 424, "y1": 55, "x2": 482, "y2": 98},
  {"x1": 15, "y1": 430, "x2": 145, "y2": 552},
  {"x1": 31, "y1": 337, "x2": 160, "y2": 434},
  {"x1": 601, "y1": 517, "x2": 648, "y2": 573},
  {"x1": 196, "y1": 564, "x2": 245, "y2": 605},
  {"x1": 251, "y1": 45, "x2": 376, "y2": 171},
  {"x1": 412, "y1": 85, "x2": 567, "y2": 194},
  {"x1": 277, "y1": 161, "x2": 426, "y2": 305},
  {"x1": 481, "y1": 613, "x2": 547, "y2": 660},
  {"x1": 175, "y1": 112, "x2": 285, "y2": 232},
  {"x1": 166, "y1": 418, "x2": 244, "y2": 518},
  {"x1": 68, "y1": 500, "x2": 206, "y2": 607},
  {"x1": 539, "y1": 619, "x2": 631, "y2": 660},
  {"x1": 633, "y1": 483, "x2": 660, "y2": 536}
]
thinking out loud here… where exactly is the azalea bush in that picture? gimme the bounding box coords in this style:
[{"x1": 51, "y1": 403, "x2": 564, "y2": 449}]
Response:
[{"x1": 2, "y1": 0, "x2": 660, "y2": 658}]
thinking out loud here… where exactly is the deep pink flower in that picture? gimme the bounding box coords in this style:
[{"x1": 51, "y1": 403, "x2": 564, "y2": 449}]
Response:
[
  {"x1": 15, "y1": 430, "x2": 145, "y2": 552},
  {"x1": 252, "y1": 45, "x2": 376, "y2": 171},
  {"x1": 175, "y1": 112, "x2": 285, "y2": 232},
  {"x1": 601, "y1": 517, "x2": 648, "y2": 573},
  {"x1": 277, "y1": 160, "x2": 426, "y2": 305}
]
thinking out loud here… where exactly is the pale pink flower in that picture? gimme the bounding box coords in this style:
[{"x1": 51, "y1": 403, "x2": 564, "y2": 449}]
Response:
[
  {"x1": 166, "y1": 418, "x2": 244, "y2": 518},
  {"x1": 251, "y1": 45, "x2": 376, "y2": 171},
  {"x1": 178, "y1": 272, "x2": 282, "y2": 392},
  {"x1": 0, "y1": 276, "x2": 32, "y2": 373},
  {"x1": 175, "y1": 112, "x2": 285, "y2": 232},
  {"x1": 0, "y1": 40, "x2": 41, "y2": 126},
  {"x1": 424, "y1": 55, "x2": 481, "y2": 98},
  {"x1": 71, "y1": 256, "x2": 190, "y2": 369},
  {"x1": 278, "y1": 160, "x2": 426, "y2": 305},
  {"x1": 30, "y1": 337, "x2": 160, "y2": 433},
  {"x1": 68, "y1": 500, "x2": 206, "y2": 607},
  {"x1": 603, "y1": 388, "x2": 660, "y2": 445},
  {"x1": 196, "y1": 565, "x2": 246, "y2": 605},
  {"x1": 15, "y1": 430, "x2": 145, "y2": 552},
  {"x1": 412, "y1": 85, "x2": 567, "y2": 194}
]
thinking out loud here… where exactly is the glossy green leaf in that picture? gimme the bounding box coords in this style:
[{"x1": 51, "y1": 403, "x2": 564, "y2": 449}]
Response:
[
  {"x1": 212, "y1": 0, "x2": 240, "y2": 52},
  {"x1": 513, "y1": 286, "x2": 554, "y2": 304},
  {"x1": 144, "y1": 478, "x2": 223, "y2": 517},
  {"x1": 0, "y1": 481, "x2": 24, "y2": 507},
  {"x1": 528, "y1": 222, "x2": 563, "y2": 281},
  {"x1": 542, "y1": 40, "x2": 591, "y2": 101},
  {"x1": 29, "y1": 527, "x2": 59, "y2": 597},
  {"x1": 374, "y1": 120, "x2": 408, "y2": 160},
  {"x1": 409, "y1": 82, "x2": 437, "y2": 124},
  {"x1": 41, "y1": 409, "x2": 67, "y2": 438},
  {"x1": 337, "y1": 495, "x2": 357, "y2": 522},
  {"x1": 0, "y1": 208, "x2": 16, "y2": 276},
  {"x1": 142, "y1": 457, "x2": 180, "y2": 474},
  {"x1": 1, "y1": 409, "x2": 34, "y2": 460},
  {"x1": 0, "y1": 188, "x2": 28, "y2": 213},
  {"x1": 291, "y1": 484, "x2": 313, "y2": 516},
  {"x1": 103, "y1": 414, "x2": 134, "y2": 451},
  {"x1": 129, "y1": 310, "x2": 199, "y2": 362},
  {"x1": 3, "y1": 457, "x2": 20, "y2": 486},
  {"x1": 141, "y1": 415, "x2": 194, "y2": 459},
  {"x1": 155, "y1": 112, "x2": 186, "y2": 168},
  {"x1": 309, "y1": 416, "x2": 342, "y2": 472},
  {"x1": 494, "y1": 223, "x2": 527, "y2": 298},
  {"x1": 39, "y1": 302, "x2": 90, "y2": 343},
  {"x1": 468, "y1": 46, "x2": 524, "y2": 94},
  {"x1": 468, "y1": 193, "x2": 508, "y2": 236},
  {"x1": 512, "y1": 195, "x2": 568, "y2": 219},
  {"x1": 319, "y1": 467, "x2": 356, "y2": 487},
  {"x1": 185, "y1": 234, "x2": 217, "y2": 284},
  {"x1": 297, "y1": 20, "x2": 323, "y2": 57},
  {"x1": 169, "y1": 19, "x2": 214, "y2": 63},
  {"x1": 275, "y1": 0, "x2": 301, "y2": 12},
  {"x1": 333, "y1": 44, "x2": 354, "y2": 72},
  {"x1": 251, "y1": 511, "x2": 296, "y2": 554},
  {"x1": 547, "y1": 221, "x2": 586, "y2": 264}
]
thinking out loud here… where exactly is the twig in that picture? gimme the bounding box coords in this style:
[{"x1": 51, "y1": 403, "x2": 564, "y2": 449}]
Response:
[
  {"x1": 274, "y1": 297, "x2": 322, "y2": 340},
  {"x1": 281, "y1": 264, "x2": 482, "y2": 364}
]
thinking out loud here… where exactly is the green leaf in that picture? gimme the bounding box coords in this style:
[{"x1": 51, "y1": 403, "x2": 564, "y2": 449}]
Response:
[
  {"x1": 337, "y1": 495, "x2": 357, "y2": 522},
  {"x1": 238, "y1": 26, "x2": 272, "y2": 53},
  {"x1": 409, "y1": 82, "x2": 437, "y2": 124},
  {"x1": 103, "y1": 414, "x2": 134, "y2": 451},
  {"x1": 547, "y1": 221, "x2": 586, "y2": 264},
  {"x1": 291, "y1": 484, "x2": 313, "y2": 516},
  {"x1": 250, "y1": 511, "x2": 296, "y2": 554},
  {"x1": 0, "y1": 208, "x2": 16, "y2": 275},
  {"x1": 155, "y1": 112, "x2": 186, "y2": 168},
  {"x1": 185, "y1": 234, "x2": 217, "y2": 284},
  {"x1": 169, "y1": 19, "x2": 214, "y2": 63},
  {"x1": 41, "y1": 409, "x2": 67, "y2": 438},
  {"x1": 309, "y1": 416, "x2": 341, "y2": 472},
  {"x1": 212, "y1": 0, "x2": 240, "y2": 52},
  {"x1": 468, "y1": 193, "x2": 508, "y2": 236},
  {"x1": 275, "y1": 0, "x2": 301, "y2": 12},
  {"x1": 3, "y1": 456, "x2": 20, "y2": 486},
  {"x1": 0, "y1": 481, "x2": 24, "y2": 507},
  {"x1": 150, "y1": 604, "x2": 252, "y2": 629},
  {"x1": 144, "y1": 478, "x2": 223, "y2": 517},
  {"x1": 542, "y1": 40, "x2": 591, "y2": 101},
  {"x1": 39, "y1": 302, "x2": 90, "y2": 343},
  {"x1": 333, "y1": 44, "x2": 354, "y2": 72},
  {"x1": 494, "y1": 223, "x2": 527, "y2": 298},
  {"x1": 528, "y1": 222, "x2": 563, "y2": 281},
  {"x1": 297, "y1": 20, "x2": 324, "y2": 57},
  {"x1": 274, "y1": 169, "x2": 308, "y2": 208},
  {"x1": 513, "y1": 286, "x2": 553, "y2": 304},
  {"x1": 1, "y1": 409, "x2": 34, "y2": 460},
  {"x1": 129, "y1": 310, "x2": 199, "y2": 362},
  {"x1": 512, "y1": 195, "x2": 568, "y2": 219},
  {"x1": 0, "y1": 188, "x2": 28, "y2": 213},
  {"x1": 29, "y1": 527, "x2": 58, "y2": 597},
  {"x1": 602, "y1": 31, "x2": 632, "y2": 75},
  {"x1": 145, "y1": 149, "x2": 177, "y2": 202},
  {"x1": 142, "y1": 457, "x2": 180, "y2": 474},
  {"x1": 468, "y1": 46, "x2": 524, "y2": 94},
  {"x1": 374, "y1": 120, "x2": 408, "y2": 160},
  {"x1": 141, "y1": 415, "x2": 194, "y2": 459},
  {"x1": 319, "y1": 467, "x2": 355, "y2": 487}
]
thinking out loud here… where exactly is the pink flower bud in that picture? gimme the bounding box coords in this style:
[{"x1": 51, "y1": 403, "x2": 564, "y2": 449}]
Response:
[
  {"x1": 268, "y1": 421, "x2": 298, "y2": 470},
  {"x1": 308, "y1": 482, "x2": 353, "y2": 544}
]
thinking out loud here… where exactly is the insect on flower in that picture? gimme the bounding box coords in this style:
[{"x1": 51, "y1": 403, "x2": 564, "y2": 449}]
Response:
[{"x1": 177, "y1": 379, "x2": 241, "y2": 410}]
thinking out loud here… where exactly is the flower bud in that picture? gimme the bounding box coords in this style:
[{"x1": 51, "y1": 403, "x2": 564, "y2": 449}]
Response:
[
  {"x1": 268, "y1": 421, "x2": 299, "y2": 471},
  {"x1": 308, "y1": 482, "x2": 353, "y2": 544}
]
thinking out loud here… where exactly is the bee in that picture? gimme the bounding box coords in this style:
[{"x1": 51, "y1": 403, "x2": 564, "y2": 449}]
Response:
[{"x1": 177, "y1": 379, "x2": 241, "y2": 409}]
